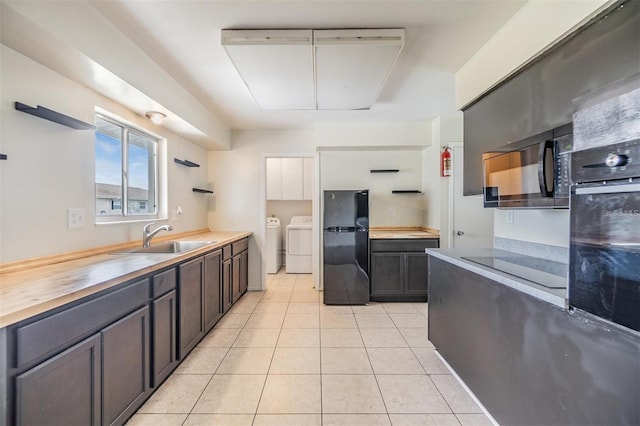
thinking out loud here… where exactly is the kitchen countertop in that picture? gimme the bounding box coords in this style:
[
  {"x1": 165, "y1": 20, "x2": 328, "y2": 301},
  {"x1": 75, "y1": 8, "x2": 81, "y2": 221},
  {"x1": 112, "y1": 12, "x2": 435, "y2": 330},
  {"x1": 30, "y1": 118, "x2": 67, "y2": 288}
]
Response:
[
  {"x1": 426, "y1": 248, "x2": 567, "y2": 308},
  {"x1": 0, "y1": 231, "x2": 251, "y2": 328},
  {"x1": 369, "y1": 228, "x2": 440, "y2": 239}
]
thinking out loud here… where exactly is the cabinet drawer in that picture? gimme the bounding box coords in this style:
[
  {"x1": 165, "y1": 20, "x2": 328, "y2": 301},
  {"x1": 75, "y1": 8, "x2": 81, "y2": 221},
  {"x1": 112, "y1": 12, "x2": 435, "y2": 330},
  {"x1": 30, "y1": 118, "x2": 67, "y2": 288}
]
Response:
[
  {"x1": 152, "y1": 268, "x2": 176, "y2": 298},
  {"x1": 222, "y1": 245, "x2": 232, "y2": 261},
  {"x1": 370, "y1": 239, "x2": 439, "y2": 253},
  {"x1": 232, "y1": 238, "x2": 248, "y2": 255},
  {"x1": 15, "y1": 278, "x2": 149, "y2": 369}
]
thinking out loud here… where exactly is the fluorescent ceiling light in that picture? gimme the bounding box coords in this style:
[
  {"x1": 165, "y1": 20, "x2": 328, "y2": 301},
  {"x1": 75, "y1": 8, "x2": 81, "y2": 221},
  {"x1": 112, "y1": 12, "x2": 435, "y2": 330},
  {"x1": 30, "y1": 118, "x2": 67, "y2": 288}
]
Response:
[
  {"x1": 221, "y1": 28, "x2": 404, "y2": 110},
  {"x1": 222, "y1": 30, "x2": 314, "y2": 110}
]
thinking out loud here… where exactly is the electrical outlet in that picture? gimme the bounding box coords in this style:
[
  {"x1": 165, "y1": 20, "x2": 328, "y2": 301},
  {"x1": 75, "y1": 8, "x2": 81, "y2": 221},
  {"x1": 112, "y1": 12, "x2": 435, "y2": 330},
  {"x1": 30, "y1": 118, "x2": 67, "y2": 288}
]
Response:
[
  {"x1": 388, "y1": 208, "x2": 396, "y2": 217},
  {"x1": 506, "y1": 210, "x2": 514, "y2": 224},
  {"x1": 68, "y1": 208, "x2": 86, "y2": 228}
]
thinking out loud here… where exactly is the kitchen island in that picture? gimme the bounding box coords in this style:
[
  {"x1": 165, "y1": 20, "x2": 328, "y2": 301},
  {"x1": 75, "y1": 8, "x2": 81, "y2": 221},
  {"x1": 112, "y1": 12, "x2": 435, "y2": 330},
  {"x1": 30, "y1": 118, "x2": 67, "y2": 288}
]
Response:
[
  {"x1": 0, "y1": 230, "x2": 251, "y2": 426},
  {"x1": 427, "y1": 249, "x2": 640, "y2": 425}
]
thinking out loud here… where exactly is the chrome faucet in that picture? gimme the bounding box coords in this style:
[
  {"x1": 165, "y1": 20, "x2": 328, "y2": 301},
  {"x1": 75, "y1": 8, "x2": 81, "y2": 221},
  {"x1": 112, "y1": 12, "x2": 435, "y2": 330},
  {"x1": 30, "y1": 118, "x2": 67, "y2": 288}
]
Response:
[{"x1": 142, "y1": 223, "x2": 173, "y2": 247}]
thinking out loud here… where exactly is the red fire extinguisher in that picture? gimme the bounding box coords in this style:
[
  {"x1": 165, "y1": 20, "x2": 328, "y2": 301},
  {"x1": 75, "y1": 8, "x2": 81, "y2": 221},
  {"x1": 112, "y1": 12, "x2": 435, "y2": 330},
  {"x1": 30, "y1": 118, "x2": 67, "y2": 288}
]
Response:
[{"x1": 441, "y1": 146, "x2": 452, "y2": 177}]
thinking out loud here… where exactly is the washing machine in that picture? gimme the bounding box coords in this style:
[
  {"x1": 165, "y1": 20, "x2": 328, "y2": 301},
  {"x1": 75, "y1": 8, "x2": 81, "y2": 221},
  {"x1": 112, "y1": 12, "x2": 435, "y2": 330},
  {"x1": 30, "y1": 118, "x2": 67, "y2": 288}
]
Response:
[
  {"x1": 265, "y1": 217, "x2": 281, "y2": 274},
  {"x1": 286, "y1": 216, "x2": 312, "y2": 273}
]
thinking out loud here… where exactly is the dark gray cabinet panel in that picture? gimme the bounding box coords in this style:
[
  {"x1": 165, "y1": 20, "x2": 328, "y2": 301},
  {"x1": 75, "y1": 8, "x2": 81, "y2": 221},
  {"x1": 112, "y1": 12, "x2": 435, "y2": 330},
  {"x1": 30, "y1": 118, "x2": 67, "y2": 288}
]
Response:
[
  {"x1": 463, "y1": 1, "x2": 640, "y2": 195},
  {"x1": 370, "y1": 252, "x2": 404, "y2": 297},
  {"x1": 232, "y1": 254, "x2": 242, "y2": 304},
  {"x1": 178, "y1": 257, "x2": 205, "y2": 359},
  {"x1": 151, "y1": 268, "x2": 176, "y2": 298},
  {"x1": 152, "y1": 290, "x2": 177, "y2": 388},
  {"x1": 102, "y1": 306, "x2": 150, "y2": 426},
  {"x1": 16, "y1": 333, "x2": 101, "y2": 426},
  {"x1": 240, "y1": 250, "x2": 249, "y2": 294},
  {"x1": 222, "y1": 258, "x2": 232, "y2": 313},
  {"x1": 370, "y1": 239, "x2": 439, "y2": 302},
  {"x1": 204, "y1": 250, "x2": 223, "y2": 332},
  {"x1": 405, "y1": 253, "x2": 429, "y2": 297},
  {"x1": 15, "y1": 278, "x2": 148, "y2": 369}
]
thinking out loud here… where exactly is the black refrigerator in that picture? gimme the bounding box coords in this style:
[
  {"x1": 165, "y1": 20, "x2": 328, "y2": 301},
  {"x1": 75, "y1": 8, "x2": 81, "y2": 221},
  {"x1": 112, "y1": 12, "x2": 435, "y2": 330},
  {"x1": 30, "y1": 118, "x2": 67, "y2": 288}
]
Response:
[{"x1": 323, "y1": 190, "x2": 370, "y2": 305}]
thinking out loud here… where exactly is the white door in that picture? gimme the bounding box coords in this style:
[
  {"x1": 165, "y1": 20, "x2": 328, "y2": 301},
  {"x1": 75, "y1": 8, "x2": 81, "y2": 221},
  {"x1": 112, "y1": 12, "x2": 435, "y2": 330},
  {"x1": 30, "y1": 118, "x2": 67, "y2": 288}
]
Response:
[{"x1": 450, "y1": 144, "x2": 494, "y2": 248}]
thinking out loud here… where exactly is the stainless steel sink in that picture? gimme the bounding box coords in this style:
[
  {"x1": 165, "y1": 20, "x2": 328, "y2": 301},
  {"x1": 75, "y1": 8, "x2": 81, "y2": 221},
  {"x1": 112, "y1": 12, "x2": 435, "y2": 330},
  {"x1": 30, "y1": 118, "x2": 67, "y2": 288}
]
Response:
[{"x1": 113, "y1": 240, "x2": 215, "y2": 254}]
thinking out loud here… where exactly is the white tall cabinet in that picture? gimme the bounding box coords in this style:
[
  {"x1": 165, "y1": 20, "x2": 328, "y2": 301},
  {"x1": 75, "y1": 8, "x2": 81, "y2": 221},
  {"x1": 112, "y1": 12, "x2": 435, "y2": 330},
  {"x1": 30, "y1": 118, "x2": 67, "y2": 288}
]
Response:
[{"x1": 267, "y1": 157, "x2": 313, "y2": 201}]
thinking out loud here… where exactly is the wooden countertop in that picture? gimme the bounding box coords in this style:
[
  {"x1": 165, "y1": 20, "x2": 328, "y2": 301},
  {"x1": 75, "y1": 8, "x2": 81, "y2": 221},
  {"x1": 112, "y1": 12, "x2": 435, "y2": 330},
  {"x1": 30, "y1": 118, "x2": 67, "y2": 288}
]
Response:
[
  {"x1": 0, "y1": 231, "x2": 251, "y2": 328},
  {"x1": 369, "y1": 227, "x2": 440, "y2": 239}
]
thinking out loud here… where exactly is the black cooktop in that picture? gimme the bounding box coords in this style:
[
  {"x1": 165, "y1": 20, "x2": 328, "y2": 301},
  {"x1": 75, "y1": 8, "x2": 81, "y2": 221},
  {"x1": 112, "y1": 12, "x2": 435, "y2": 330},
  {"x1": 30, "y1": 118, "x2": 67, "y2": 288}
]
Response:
[{"x1": 461, "y1": 255, "x2": 568, "y2": 289}]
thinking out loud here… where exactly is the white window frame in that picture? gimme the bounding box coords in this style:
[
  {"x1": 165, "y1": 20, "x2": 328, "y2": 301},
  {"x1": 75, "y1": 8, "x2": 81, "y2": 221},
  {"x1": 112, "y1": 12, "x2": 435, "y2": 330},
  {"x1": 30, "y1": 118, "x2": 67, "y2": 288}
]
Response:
[{"x1": 94, "y1": 109, "x2": 168, "y2": 225}]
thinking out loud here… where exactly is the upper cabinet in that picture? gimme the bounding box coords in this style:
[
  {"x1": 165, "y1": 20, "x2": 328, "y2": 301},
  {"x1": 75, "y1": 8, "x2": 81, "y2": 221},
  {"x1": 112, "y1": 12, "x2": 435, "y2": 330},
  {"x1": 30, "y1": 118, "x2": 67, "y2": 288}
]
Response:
[
  {"x1": 267, "y1": 157, "x2": 313, "y2": 200},
  {"x1": 462, "y1": 2, "x2": 640, "y2": 195},
  {"x1": 303, "y1": 157, "x2": 314, "y2": 200}
]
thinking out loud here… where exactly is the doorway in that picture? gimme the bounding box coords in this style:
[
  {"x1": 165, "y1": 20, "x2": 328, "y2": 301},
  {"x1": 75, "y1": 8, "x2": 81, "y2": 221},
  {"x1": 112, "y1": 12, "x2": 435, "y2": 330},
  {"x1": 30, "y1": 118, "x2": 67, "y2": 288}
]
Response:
[
  {"x1": 262, "y1": 154, "x2": 319, "y2": 291},
  {"x1": 448, "y1": 143, "x2": 494, "y2": 248}
]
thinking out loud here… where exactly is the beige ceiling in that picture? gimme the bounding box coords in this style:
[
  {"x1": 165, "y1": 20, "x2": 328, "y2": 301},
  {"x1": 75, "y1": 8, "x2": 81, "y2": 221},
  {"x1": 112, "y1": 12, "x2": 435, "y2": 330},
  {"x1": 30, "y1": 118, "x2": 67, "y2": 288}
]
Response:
[{"x1": 1, "y1": 0, "x2": 527, "y2": 146}]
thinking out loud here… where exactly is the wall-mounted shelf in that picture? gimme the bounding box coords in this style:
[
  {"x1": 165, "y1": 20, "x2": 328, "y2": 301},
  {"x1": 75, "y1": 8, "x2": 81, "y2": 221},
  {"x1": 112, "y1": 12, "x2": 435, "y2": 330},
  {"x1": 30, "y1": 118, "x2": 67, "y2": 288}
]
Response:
[
  {"x1": 392, "y1": 190, "x2": 422, "y2": 194},
  {"x1": 370, "y1": 169, "x2": 399, "y2": 173},
  {"x1": 0, "y1": 154, "x2": 7, "y2": 160},
  {"x1": 174, "y1": 158, "x2": 200, "y2": 167},
  {"x1": 192, "y1": 188, "x2": 214, "y2": 194},
  {"x1": 15, "y1": 102, "x2": 95, "y2": 130}
]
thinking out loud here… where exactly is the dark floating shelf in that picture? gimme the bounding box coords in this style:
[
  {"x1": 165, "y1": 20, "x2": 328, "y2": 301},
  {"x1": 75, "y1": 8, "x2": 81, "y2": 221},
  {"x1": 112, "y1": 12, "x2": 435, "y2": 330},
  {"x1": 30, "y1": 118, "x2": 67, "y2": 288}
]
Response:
[
  {"x1": 392, "y1": 190, "x2": 422, "y2": 194},
  {"x1": 370, "y1": 169, "x2": 399, "y2": 173},
  {"x1": 0, "y1": 154, "x2": 7, "y2": 160},
  {"x1": 174, "y1": 158, "x2": 200, "y2": 167},
  {"x1": 15, "y1": 102, "x2": 94, "y2": 130},
  {"x1": 192, "y1": 188, "x2": 214, "y2": 194}
]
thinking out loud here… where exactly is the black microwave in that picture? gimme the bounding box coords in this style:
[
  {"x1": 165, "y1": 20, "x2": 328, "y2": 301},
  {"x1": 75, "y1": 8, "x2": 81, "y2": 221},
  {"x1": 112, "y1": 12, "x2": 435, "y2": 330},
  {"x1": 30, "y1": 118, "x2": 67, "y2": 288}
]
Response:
[{"x1": 483, "y1": 124, "x2": 572, "y2": 209}]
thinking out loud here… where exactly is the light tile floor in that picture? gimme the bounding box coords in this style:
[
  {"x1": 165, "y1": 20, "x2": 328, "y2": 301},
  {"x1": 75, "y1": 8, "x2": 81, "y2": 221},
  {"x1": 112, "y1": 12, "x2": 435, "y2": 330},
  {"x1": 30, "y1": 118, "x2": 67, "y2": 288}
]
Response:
[{"x1": 128, "y1": 271, "x2": 493, "y2": 426}]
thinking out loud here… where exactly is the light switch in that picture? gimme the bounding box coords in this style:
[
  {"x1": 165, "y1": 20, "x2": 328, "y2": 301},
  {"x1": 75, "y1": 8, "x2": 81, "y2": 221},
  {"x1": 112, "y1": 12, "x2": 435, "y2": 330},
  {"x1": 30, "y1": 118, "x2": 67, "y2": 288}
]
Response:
[{"x1": 68, "y1": 208, "x2": 87, "y2": 228}]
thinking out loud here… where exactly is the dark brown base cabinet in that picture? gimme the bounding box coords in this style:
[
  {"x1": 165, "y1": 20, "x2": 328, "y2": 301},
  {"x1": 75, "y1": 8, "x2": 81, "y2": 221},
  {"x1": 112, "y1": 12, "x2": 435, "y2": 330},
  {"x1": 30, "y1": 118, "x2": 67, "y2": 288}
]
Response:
[
  {"x1": 370, "y1": 239, "x2": 439, "y2": 302},
  {"x1": 101, "y1": 306, "x2": 151, "y2": 426},
  {"x1": 204, "y1": 250, "x2": 223, "y2": 333},
  {"x1": 178, "y1": 257, "x2": 205, "y2": 359},
  {"x1": 1, "y1": 237, "x2": 250, "y2": 426},
  {"x1": 15, "y1": 334, "x2": 102, "y2": 426}
]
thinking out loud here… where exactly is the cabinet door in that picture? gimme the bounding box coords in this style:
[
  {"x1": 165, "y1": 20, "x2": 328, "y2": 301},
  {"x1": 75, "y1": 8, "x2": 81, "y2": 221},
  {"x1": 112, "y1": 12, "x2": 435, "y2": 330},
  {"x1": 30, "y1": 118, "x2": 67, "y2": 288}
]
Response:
[
  {"x1": 232, "y1": 254, "x2": 242, "y2": 303},
  {"x1": 178, "y1": 257, "x2": 205, "y2": 359},
  {"x1": 102, "y1": 306, "x2": 151, "y2": 426},
  {"x1": 370, "y1": 252, "x2": 404, "y2": 297},
  {"x1": 281, "y1": 158, "x2": 303, "y2": 200},
  {"x1": 152, "y1": 290, "x2": 178, "y2": 388},
  {"x1": 303, "y1": 157, "x2": 314, "y2": 200},
  {"x1": 16, "y1": 334, "x2": 101, "y2": 426},
  {"x1": 405, "y1": 253, "x2": 429, "y2": 299},
  {"x1": 204, "y1": 250, "x2": 223, "y2": 332},
  {"x1": 266, "y1": 158, "x2": 282, "y2": 200},
  {"x1": 240, "y1": 250, "x2": 249, "y2": 294},
  {"x1": 222, "y1": 259, "x2": 233, "y2": 313}
]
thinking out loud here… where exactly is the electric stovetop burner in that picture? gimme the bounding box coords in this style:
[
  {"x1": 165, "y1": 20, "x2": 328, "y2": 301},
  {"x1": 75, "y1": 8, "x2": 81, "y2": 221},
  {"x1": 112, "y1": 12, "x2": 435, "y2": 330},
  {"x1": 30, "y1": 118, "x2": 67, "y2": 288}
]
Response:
[{"x1": 461, "y1": 254, "x2": 568, "y2": 289}]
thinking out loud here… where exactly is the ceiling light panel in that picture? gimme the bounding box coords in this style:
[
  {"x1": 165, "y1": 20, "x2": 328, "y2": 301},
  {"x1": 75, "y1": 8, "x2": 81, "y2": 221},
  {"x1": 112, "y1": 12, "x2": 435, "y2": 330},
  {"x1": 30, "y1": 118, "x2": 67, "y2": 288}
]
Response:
[
  {"x1": 314, "y1": 29, "x2": 404, "y2": 110},
  {"x1": 222, "y1": 30, "x2": 314, "y2": 110},
  {"x1": 221, "y1": 28, "x2": 404, "y2": 111}
]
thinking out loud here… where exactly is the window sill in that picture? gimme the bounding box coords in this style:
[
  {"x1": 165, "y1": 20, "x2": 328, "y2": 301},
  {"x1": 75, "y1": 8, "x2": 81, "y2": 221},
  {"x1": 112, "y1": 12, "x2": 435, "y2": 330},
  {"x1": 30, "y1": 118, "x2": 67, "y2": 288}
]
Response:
[{"x1": 95, "y1": 216, "x2": 167, "y2": 226}]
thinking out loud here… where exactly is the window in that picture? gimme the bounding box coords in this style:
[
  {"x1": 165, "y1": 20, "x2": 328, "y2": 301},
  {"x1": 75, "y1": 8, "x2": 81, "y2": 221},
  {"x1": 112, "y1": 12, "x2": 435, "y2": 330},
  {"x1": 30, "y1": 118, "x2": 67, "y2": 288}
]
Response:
[{"x1": 95, "y1": 114, "x2": 159, "y2": 222}]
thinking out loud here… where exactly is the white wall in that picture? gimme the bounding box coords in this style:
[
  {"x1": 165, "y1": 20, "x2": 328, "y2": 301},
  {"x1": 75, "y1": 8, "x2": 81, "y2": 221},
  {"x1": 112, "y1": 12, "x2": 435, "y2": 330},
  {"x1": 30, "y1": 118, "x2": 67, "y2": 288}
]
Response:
[
  {"x1": 207, "y1": 130, "x2": 316, "y2": 290},
  {"x1": 494, "y1": 210, "x2": 570, "y2": 248},
  {"x1": 455, "y1": 0, "x2": 611, "y2": 108},
  {"x1": 320, "y1": 150, "x2": 426, "y2": 227},
  {"x1": 316, "y1": 122, "x2": 431, "y2": 149},
  {"x1": 0, "y1": 45, "x2": 209, "y2": 262}
]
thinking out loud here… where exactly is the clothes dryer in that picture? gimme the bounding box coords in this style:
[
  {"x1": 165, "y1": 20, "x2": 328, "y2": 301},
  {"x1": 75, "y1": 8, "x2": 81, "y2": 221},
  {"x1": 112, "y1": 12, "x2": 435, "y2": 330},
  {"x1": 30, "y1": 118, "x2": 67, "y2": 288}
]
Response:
[{"x1": 286, "y1": 216, "x2": 312, "y2": 273}]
